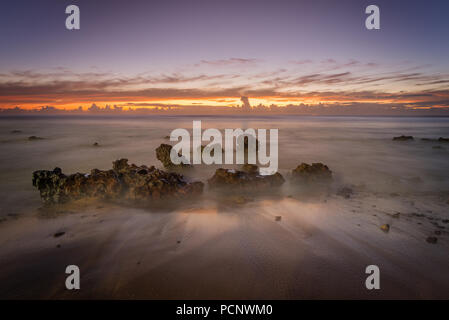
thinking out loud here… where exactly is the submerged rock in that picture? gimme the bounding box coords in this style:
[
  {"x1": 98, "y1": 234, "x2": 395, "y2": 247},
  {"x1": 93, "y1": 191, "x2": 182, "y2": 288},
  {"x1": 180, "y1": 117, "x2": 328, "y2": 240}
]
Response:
[
  {"x1": 393, "y1": 135, "x2": 414, "y2": 141},
  {"x1": 291, "y1": 163, "x2": 332, "y2": 183},
  {"x1": 228, "y1": 195, "x2": 253, "y2": 205},
  {"x1": 438, "y1": 137, "x2": 449, "y2": 142},
  {"x1": 28, "y1": 136, "x2": 44, "y2": 141},
  {"x1": 156, "y1": 144, "x2": 190, "y2": 169},
  {"x1": 32, "y1": 159, "x2": 203, "y2": 205},
  {"x1": 337, "y1": 186, "x2": 353, "y2": 199},
  {"x1": 208, "y1": 167, "x2": 284, "y2": 190},
  {"x1": 93, "y1": 142, "x2": 100, "y2": 147},
  {"x1": 426, "y1": 236, "x2": 438, "y2": 244},
  {"x1": 10, "y1": 130, "x2": 22, "y2": 134}
]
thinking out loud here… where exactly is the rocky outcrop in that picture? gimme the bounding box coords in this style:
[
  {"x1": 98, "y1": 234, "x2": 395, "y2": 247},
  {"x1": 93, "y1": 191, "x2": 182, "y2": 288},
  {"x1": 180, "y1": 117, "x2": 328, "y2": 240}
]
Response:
[
  {"x1": 393, "y1": 135, "x2": 414, "y2": 141},
  {"x1": 208, "y1": 167, "x2": 284, "y2": 190},
  {"x1": 32, "y1": 159, "x2": 203, "y2": 205},
  {"x1": 291, "y1": 163, "x2": 332, "y2": 183},
  {"x1": 156, "y1": 144, "x2": 190, "y2": 169}
]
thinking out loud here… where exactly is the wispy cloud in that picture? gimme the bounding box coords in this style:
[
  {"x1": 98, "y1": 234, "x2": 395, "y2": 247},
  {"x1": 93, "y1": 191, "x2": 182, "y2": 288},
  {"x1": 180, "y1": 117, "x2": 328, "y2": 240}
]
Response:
[
  {"x1": 1, "y1": 59, "x2": 448, "y2": 111},
  {"x1": 194, "y1": 58, "x2": 260, "y2": 67}
]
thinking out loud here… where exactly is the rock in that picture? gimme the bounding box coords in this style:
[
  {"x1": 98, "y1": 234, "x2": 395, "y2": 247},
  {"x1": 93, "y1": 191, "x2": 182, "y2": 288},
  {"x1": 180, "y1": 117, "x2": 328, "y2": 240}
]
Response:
[
  {"x1": 390, "y1": 192, "x2": 399, "y2": 197},
  {"x1": 54, "y1": 232, "x2": 65, "y2": 238},
  {"x1": 28, "y1": 136, "x2": 44, "y2": 141},
  {"x1": 199, "y1": 144, "x2": 223, "y2": 157},
  {"x1": 426, "y1": 236, "x2": 438, "y2": 244},
  {"x1": 380, "y1": 224, "x2": 390, "y2": 233},
  {"x1": 241, "y1": 164, "x2": 259, "y2": 174},
  {"x1": 242, "y1": 135, "x2": 258, "y2": 150},
  {"x1": 228, "y1": 195, "x2": 252, "y2": 205},
  {"x1": 291, "y1": 163, "x2": 332, "y2": 183},
  {"x1": 442, "y1": 219, "x2": 449, "y2": 224},
  {"x1": 93, "y1": 142, "x2": 100, "y2": 147},
  {"x1": 208, "y1": 167, "x2": 284, "y2": 191},
  {"x1": 156, "y1": 144, "x2": 190, "y2": 169},
  {"x1": 275, "y1": 216, "x2": 282, "y2": 222},
  {"x1": 438, "y1": 137, "x2": 449, "y2": 142},
  {"x1": 10, "y1": 130, "x2": 22, "y2": 134},
  {"x1": 393, "y1": 135, "x2": 414, "y2": 141},
  {"x1": 337, "y1": 186, "x2": 353, "y2": 199},
  {"x1": 391, "y1": 212, "x2": 401, "y2": 219},
  {"x1": 32, "y1": 159, "x2": 203, "y2": 205}
]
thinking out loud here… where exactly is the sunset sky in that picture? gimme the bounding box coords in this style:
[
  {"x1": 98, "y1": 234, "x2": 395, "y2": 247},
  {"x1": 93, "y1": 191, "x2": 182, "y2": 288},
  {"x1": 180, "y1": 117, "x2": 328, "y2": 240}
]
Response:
[{"x1": 1, "y1": 0, "x2": 448, "y2": 113}]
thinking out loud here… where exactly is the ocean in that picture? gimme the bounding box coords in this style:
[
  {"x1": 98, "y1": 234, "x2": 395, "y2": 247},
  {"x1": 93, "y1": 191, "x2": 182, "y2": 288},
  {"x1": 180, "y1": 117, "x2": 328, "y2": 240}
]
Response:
[{"x1": 0, "y1": 115, "x2": 448, "y2": 298}]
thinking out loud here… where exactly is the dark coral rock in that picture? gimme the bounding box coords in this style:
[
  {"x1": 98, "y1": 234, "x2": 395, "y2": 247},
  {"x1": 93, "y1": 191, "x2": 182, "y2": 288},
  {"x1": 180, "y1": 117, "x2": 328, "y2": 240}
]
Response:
[
  {"x1": 32, "y1": 159, "x2": 203, "y2": 205},
  {"x1": 393, "y1": 135, "x2": 414, "y2": 141},
  {"x1": 241, "y1": 164, "x2": 259, "y2": 174},
  {"x1": 208, "y1": 167, "x2": 284, "y2": 190},
  {"x1": 156, "y1": 144, "x2": 190, "y2": 169},
  {"x1": 291, "y1": 163, "x2": 333, "y2": 183}
]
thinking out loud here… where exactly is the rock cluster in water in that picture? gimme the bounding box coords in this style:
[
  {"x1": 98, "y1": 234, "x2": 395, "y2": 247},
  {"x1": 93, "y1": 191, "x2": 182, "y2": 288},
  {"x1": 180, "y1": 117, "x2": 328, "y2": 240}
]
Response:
[
  {"x1": 208, "y1": 166, "x2": 285, "y2": 190},
  {"x1": 32, "y1": 159, "x2": 203, "y2": 205},
  {"x1": 291, "y1": 163, "x2": 333, "y2": 183},
  {"x1": 32, "y1": 143, "x2": 340, "y2": 205}
]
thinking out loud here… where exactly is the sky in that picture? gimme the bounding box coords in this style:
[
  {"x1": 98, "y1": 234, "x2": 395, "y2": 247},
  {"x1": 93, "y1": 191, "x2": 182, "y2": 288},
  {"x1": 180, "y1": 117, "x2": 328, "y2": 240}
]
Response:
[{"x1": 0, "y1": 0, "x2": 448, "y2": 114}]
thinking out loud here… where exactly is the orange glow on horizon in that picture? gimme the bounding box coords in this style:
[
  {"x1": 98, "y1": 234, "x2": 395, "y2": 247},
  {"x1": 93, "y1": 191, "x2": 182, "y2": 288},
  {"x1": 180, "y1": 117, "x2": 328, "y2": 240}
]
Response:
[{"x1": 0, "y1": 96, "x2": 431, "y2": 111}]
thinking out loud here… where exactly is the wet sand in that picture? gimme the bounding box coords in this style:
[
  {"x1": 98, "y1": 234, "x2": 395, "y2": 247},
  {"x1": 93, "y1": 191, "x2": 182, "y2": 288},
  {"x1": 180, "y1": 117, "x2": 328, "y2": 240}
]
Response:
[{"x1": 0, "y1": 192, "x2": 448, "y2": 299}]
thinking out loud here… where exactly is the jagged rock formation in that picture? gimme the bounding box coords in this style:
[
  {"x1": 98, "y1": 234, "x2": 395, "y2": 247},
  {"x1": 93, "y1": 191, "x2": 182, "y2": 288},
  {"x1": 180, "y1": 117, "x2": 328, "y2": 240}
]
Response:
[
  {"x1": 156, "y1": 144, "x2": 190, "y2": 169},
  {"x1": 32, "y1": 159, "x2": 203, "y2": 205},
  {"x1": 208, "y1": 167, "x2": 284, "y2": 190},
  {"x1": 291, "y1": 163, "x2": 333, "y2": 183}
]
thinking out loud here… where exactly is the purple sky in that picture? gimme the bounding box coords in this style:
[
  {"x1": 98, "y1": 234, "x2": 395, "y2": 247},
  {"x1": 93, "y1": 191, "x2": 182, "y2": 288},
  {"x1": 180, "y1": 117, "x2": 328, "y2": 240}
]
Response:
[{"x1": 0, "y1": 0, "x2": 448, "y2": 112}]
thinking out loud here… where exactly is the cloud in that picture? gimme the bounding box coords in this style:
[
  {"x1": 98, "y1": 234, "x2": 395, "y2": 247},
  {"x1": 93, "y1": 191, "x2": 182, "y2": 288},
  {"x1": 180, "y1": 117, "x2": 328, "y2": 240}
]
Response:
[
  {"x1": 1, "y1": 60, "x2": 448, "y2": 111},
  {"x1": 195, "y1": 58, "x2": 260, "y2": 67}
]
